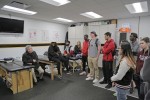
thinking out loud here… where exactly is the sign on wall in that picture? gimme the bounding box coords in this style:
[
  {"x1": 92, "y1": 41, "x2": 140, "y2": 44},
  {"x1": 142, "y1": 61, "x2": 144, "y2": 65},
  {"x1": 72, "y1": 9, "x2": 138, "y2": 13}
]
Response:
[{"x1": 119, "y1": 23, "x2": 131, "y2": 33}]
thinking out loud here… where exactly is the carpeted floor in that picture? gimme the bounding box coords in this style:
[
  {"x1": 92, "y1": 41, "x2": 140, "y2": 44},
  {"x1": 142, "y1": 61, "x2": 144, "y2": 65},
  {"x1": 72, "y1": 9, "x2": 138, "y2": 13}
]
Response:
[{"x1": 0, "y1": 71, "x2": 138, "y2": 100}]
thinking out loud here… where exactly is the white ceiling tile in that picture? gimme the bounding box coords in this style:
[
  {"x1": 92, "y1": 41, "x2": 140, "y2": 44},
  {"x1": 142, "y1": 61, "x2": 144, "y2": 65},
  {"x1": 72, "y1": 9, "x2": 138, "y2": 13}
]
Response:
[{"x1": 0, "y1": 0, "x2": 149, "y2": 24}]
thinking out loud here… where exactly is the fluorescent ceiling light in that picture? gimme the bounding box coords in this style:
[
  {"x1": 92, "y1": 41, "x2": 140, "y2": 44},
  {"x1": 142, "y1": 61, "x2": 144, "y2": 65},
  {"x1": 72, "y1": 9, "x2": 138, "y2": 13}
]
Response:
[
  {"x1": 125, "y1": 1, "x2": 148, "y2": 13},
  {"x1": 39, "y1": 0, "x2": 71, "y2": 6},
  {"x1": 53, "y1": 18, "x2": 73, "y2": 22},
  {"x1": 1, "y1": 5, "x2": 37, "y2": 15},
  {"x1": 80, "y1": 12, "x2": 103, "y2": 19},
  {"x1": 133, "y1": 2, "x2": 143, "y2": 13}
]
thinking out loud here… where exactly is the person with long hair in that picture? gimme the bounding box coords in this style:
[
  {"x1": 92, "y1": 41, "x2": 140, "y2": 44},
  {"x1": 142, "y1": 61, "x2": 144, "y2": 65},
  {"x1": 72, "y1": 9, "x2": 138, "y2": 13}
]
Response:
[
  {"x1": 74, "y1": 41, "x2": 82, "y2": 56},
  {"x1": 111, "y1": 41, "x2": 136, "y2": 100}
]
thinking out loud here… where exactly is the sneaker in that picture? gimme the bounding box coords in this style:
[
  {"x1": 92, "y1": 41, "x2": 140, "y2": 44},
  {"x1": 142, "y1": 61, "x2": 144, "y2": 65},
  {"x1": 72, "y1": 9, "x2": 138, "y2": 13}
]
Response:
[
  {"x1": 99, "y1": 80, "x2": 107, "y2": 84},
  {"x1": 105, "y1": 84, "x2": 112, "y2": 89},
  {"x1": 79, "y1": 71, "x2": 86, "y2": 76},
  {"x1": 66, "y1": 71, "x2": 71, "y2": 75},
  {"x1": 93, "y1": 79, "x2": 99, "y2": 83},
  {"x1": 87, "y1": 73, "x2": 92, "y2": 77},
  {"x1": 33, "y1": 81, "x2": 37, "y2": 85},
  {"x1": 85, "y1": 77, "x2": 93, "y2": 81},
  {"x1": 130, "y1": 88, "x2": 134, "y2": 94},
  {"x1": 57, "y1": 75, "x2": 62, "y2": 79},
  {"x1": 64, "y1": 68, "x2": 67, "y2": 71},
  {"x1": 113, "y1": 93, "x2": 117, "y2": 96},
  {"x1": 39, "y1": 78, "x2": 44, "y2": 81}
]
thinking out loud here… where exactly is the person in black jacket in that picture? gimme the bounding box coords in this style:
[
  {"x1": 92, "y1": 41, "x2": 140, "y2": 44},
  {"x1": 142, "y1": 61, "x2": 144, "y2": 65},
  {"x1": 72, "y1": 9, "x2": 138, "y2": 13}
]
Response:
[
  {"x1": 22, "y1": 45, "x2": 44, "y2": 84},
  {"x1": 48, "y1": 42, "x2": 70, "y2": 78}
]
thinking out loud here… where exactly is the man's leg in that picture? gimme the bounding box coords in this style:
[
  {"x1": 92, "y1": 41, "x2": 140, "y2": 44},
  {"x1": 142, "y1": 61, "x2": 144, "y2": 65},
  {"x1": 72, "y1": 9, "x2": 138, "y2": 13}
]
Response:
[
  {"x1": 82, "y1": 56, "x2": 86, "y2": 72},
  {"x1": 100, "y1": 61, "x2": 107, "y2": 84},
  {"x1": 59, "y1": 56, "x2": 70, "y2": 73},
  {"x1": 105, "y1": 61, "x2": 113, "y2": 89},
  {"x1": 37, "y1": 66, "x2": 44, "y2": 79},
  {"x1": 51, "y1": 57, "x2": 61, "y2": 75},
  {"x1": 92, "y1": 57, "x2": 99, "y2": 80},
  {"x1": 31, "y1": 68, "x2": 37, "y2": 83},
  {"x1": 86, "y1": 56, "x2": 94, "y2": 80}
]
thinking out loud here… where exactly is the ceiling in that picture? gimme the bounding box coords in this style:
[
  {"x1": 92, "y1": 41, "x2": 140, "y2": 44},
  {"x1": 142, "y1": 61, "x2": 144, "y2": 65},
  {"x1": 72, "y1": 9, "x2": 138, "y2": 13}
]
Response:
[{"x1": 0, "y1": 0, "x2": 150, "y2": 25}]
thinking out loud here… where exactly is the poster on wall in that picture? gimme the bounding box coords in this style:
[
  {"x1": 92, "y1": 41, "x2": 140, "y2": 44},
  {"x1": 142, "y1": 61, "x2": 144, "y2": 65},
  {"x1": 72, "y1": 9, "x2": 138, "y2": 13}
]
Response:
[
  {"x1": 28, "y1": 29, "x2": 37, "y2": 42},
  {"x1": 41, "y1": 30, "x2": 49, "y2": 42},
  {"x1": 119, "y1": 23, "x2": 131, "y2": 33},
  {"x1": 50, "y1": 31, "x2": 60, "y2": 42},
  {"x1": 55, "y1": 32, "x2": 59, "y2": 42}
]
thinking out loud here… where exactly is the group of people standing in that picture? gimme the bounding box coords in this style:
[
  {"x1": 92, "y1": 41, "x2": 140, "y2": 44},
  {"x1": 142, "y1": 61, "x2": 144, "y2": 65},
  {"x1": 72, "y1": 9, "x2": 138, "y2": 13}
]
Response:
[
  {"x1": 21, "y1": 31, "x2": 150, "y2": 100},
  {"x1": 79, "y1": 31, "x2": 150, "y2": 100}
]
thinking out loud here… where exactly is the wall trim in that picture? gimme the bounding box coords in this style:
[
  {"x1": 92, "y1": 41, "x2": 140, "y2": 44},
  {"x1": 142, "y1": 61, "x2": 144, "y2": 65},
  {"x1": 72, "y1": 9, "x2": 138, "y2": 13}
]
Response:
[{"x1": 0, "y1": 43, "x2": 65, "y2": 48}]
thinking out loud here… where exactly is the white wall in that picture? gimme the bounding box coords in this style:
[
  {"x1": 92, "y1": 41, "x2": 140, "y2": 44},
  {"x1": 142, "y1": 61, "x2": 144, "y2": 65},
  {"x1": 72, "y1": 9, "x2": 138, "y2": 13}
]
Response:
[
  {"x1": 0, "y1": 14, "x2": 68, "y2": 59},
  {"x1": 139, "y1": 16, "x2": 150, "y2": 39},
  {"x1": 117, "y1": 15, "x2": 150, "y2": 45}
]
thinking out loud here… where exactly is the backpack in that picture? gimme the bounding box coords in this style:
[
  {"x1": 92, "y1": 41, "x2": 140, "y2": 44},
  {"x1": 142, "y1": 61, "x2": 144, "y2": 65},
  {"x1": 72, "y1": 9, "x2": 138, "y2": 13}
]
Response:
[
  {"x1": 112, "y1": 42, "x2": 117, "y2": 56},
  {"x1": 89, "y1": 38, "x2": 99, "y2": 48},
  {"x1": 105, "y1": 41, "x2": 117, "y2": 56}
]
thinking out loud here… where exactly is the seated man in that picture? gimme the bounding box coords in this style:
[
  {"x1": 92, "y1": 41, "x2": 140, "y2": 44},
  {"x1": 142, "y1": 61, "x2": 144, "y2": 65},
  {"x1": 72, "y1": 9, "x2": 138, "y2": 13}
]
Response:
[
  {"x1": 22, "y1": 45, "x2": 44, "y2": 84},
  {"x1": 48, "y1": 42, "x2": 71, "y2": 78}
]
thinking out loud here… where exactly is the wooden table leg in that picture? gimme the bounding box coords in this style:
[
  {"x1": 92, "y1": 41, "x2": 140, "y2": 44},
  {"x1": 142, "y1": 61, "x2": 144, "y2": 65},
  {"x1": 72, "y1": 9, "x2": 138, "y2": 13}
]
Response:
[
  {"x1": 72, "y1": 61, "x2": 77, "y2": 73},
  {"x1": 50, "y1": 63, "x2": 54, "y2": 80},
  {"x1": 60, "y1": 63, "x2": 62, "y2": 76}
]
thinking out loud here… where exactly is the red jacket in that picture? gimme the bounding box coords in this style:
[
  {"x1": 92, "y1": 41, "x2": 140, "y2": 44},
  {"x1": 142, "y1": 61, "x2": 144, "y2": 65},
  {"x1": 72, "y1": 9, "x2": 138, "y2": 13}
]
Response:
[
  {"x1": 82, "y1": 40, "x2": 89, "y2": 56},
  {"x1": 136, "y1": 50, "x2": 149, "y2": 75},
  {"x1": 102, "y1": 39, "x2": 115, "y2": 61}
]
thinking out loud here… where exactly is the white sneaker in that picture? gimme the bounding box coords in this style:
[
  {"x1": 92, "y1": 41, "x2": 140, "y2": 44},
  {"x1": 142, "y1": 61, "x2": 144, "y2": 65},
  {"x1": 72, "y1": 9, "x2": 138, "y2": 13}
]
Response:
[
  {"x1": 93, "y1": 79, "x2": 99, "y2": 83},
  {"x1": 79, "y1": 71, "x2": 86, "y2": 75},
  {"x1": 64, "y1": 68, "x2": 67, "y2": 71},
  {"x1": 85, "y1": 77, "x2": 93, "y2": 81},
  {"x1": 87, "y1": 73, "x2": 92, "y2": 77}
]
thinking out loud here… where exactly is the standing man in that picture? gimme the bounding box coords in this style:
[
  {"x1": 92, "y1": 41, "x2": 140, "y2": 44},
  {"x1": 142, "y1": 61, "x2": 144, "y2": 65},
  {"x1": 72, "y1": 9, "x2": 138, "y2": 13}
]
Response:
[
  {"x1": 79, "y1": 34, "x2": 89, "y2": 75},
  {"x1": 130, "y1": 32, "x2": 139, "y2": 57},
  {"x1": 22, "y1": 45, "x2": 44, "y2": 85},
  {"x1": 100, "y1": 32, "x2": 115, "y2": 89},
  {"x1": 86, "y1": 31, "x2": 101, "y2": 83},
  {"x1": 129, "y1": 32, "x2": 139, "y2": 93}
]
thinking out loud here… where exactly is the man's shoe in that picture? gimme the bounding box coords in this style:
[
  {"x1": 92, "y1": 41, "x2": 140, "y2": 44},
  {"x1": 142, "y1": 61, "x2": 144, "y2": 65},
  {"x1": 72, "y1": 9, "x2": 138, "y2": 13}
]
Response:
[
  {"x1": 105, "y1": 84, "x2": 112, "y2": 89},
  {"x1": 57, "y1": 75, "x2": 62, "y2": 79},
  {"x1": 99, "y1": 80, "x2": 107, "y2": 84}
]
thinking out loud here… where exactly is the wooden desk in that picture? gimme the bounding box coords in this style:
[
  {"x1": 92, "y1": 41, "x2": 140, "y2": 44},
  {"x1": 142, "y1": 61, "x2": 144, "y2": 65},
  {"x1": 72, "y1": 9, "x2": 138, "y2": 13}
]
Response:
[
  {"x1": 38, "y1": 55, "x2": 62, "y2": 80},
  {"x1": 0, "y1": 62, "x2": 34, "y2": 94}
]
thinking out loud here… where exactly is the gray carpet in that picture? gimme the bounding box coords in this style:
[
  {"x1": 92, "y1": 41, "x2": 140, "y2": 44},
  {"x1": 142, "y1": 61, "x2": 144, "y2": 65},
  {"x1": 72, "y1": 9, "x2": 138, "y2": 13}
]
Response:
[
  {"x1": 0, "y1": 72, "x2": 138, "y2": 100},
  {"x1": 93, "y1": 78, "x2": 138, "y2": 99}
]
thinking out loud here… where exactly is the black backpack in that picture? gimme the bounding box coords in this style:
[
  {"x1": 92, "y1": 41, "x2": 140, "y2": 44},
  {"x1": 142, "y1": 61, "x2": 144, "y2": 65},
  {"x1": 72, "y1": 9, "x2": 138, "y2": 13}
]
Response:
[{"x1": 112, "y1": 42, "x2": 117, "y2": 56}]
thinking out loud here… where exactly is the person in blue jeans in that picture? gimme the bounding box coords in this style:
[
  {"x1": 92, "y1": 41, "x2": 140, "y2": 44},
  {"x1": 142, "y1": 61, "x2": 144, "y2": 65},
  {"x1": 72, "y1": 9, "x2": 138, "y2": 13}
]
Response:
[{"x1": 111, "y1": 41, "x2": 136, "y2": 100}]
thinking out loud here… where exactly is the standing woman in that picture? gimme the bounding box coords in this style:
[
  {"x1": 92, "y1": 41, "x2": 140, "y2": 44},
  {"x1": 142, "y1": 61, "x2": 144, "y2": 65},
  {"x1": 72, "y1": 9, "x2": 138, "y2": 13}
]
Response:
[
  {"x1": 74, "y1": 41, "x2": 82, "y2": 56},
  {"x1": 111, "y1": 41, "x2": 136, "y2": 100},
  {"x1": 135, "y1": 37, "x2": 150, "y2": 100}
]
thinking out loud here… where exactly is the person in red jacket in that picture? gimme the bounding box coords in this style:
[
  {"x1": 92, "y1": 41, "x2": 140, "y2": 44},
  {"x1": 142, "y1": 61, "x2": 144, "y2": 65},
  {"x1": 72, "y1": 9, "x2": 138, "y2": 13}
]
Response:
[
  {"x1": 100, "y1": 32, "x2": 115, "y2": 89},
  {"x1": 79, "y1": 34, "x2": 89, "y2": 75}
]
